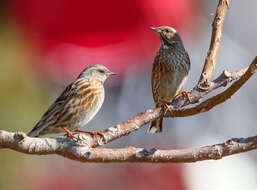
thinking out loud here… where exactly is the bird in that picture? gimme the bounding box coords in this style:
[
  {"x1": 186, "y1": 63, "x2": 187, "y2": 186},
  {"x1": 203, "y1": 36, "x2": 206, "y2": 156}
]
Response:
[
  {"x1": 148, "y1": 26, "x2": 191, "y2": 134},
  {"x1": 27, "y1": 64, "x2": 116, "y2": 139}
]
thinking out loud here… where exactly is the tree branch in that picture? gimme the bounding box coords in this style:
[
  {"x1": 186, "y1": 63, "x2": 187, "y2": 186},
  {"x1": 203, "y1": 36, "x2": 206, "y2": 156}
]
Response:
[
  {"x1": 0, "y1": 130, "x2": 256, "y2": 163},
  {"x1": 166, "y1": 57, "x2": 257, "y2": 117},
  {"x1": 198, "y1": 0, "x2": 229, "y2": 86},
  {"x1": 1, "y1": 0, "x2": 256, "y2": 163},
  {"x1": 78, "y1": 57, "x2": 257, "y2": 148}
]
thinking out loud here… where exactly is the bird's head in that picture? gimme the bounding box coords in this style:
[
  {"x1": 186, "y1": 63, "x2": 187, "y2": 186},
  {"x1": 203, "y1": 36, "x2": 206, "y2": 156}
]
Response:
[
  {"x1": 78, "y1": 64, "x2": 116, "y2": 83},
  {"x1": 150, "y1": 26, "x2": 184, "y2": 49}
]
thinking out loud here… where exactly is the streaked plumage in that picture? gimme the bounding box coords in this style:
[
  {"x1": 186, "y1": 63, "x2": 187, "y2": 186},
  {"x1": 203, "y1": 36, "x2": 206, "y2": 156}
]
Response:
[
  {"x1": 28, "y1": 64, "x2": 115, "y2": 137},
  {"x1": 148, "y1": 26, "x2": 190, "y2": 134}
]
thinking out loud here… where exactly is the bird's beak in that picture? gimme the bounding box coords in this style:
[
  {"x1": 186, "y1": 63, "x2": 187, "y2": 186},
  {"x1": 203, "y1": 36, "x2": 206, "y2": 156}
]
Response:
[
  {"x1": 109, "y1": 72, "x2": 117, "y2": 76},
  {"x1": 150, "y1": 27, "x2": 161, "y2": 34}
]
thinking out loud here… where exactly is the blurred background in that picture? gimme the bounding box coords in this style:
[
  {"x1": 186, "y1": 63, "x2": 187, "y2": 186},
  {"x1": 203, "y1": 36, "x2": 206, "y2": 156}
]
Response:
[{"x1": 0, "y1": 0, "x2": 257, "y2": 189}]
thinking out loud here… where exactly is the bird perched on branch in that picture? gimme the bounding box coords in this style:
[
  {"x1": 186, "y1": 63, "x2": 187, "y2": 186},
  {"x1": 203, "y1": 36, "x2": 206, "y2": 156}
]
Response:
[
  {"x1": 28, "y1": 64, "x2": 116, "y2": 139},
  {"x1": 148, "y1": 26, "x2": 190, "y2": 134}
]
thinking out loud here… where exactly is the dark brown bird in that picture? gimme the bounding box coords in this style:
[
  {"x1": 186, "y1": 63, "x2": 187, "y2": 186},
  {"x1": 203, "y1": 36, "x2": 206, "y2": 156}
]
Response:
[{"x1": 148, "y1": 26, "x2": 190, "y2": 134}]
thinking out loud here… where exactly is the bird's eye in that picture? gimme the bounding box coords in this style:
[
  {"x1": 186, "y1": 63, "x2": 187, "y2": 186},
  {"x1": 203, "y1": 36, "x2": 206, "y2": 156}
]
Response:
[
  {"x1": 165, "y1": 29, "x2": 170, "y2": 33},
  {"x1": 98, "y1": 69, "x2": 105, "y2": 74}
]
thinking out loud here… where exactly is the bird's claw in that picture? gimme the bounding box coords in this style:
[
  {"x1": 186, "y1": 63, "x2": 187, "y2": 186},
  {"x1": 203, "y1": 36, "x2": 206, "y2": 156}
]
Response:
[
  {"x1": 75, "y1": 129, "x2": 105, "y2": 139},
  {"x1": 175, "y1": 91, "x2": 191, "y2": 102},
  {"x1": 62, "y1": 127, "x2": 79, "y2": 141}
]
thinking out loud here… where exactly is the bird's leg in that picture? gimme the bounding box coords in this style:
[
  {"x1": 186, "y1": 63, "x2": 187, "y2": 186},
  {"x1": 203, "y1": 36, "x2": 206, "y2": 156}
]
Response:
[
  {"x1": 174, "y1": 91, "x2": 191, "y2": 102},
  {"x1": 61, "y1": 127, "x2": 79, "y2": 140},
  {"x1": 75, "y1": 129, "x2": 105, "y2": 138},
  {"x1": 163, "y1": 103, "x2": 172, "y2": 115}
]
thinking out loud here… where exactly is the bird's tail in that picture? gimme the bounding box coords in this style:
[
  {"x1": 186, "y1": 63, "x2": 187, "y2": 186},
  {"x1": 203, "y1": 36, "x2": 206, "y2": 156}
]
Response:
[
  {"x1": 27, "y1": 124, "x2": 42, "y2": 137},
  {"x1": 27, "y1": 128, "x2": 40, "y2": 137},
  {"x1": 148, "y1": 118, "x2": 163, "y2": 134}
]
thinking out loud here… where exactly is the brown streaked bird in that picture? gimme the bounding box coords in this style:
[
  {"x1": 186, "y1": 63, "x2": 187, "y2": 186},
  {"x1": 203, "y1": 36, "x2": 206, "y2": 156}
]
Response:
[
  {"x1": 148, "y1": 26, "x2": 190, "y2": 134},
  {"x1": 28, "y1": 64, "x2": 116, "y2": 138}
]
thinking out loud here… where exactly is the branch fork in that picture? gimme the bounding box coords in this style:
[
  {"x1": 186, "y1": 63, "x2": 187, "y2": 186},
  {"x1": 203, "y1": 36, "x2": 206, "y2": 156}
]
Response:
[{"x1": 1, "y1": 0, "x2": 257, "y2": 163}]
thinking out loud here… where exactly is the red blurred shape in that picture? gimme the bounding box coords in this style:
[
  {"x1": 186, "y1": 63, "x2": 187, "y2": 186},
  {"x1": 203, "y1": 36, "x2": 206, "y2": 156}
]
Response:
[{"x1": 7, "y1": 0, "x2": 198, "y2": 83}]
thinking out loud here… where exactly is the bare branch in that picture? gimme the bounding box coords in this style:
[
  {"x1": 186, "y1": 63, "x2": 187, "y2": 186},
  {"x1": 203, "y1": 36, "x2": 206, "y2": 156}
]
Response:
[
  {"x1": 0, "y1": 0, "x2": 256, "y2": 163},
  {"x1": 79, "y1": 57, "x2": 256, "y2": 147},
  {"x1": 0, "y1": 130, "x2": 256, "y2": 163},
  {"x1": 166, "y1": 56, "x2": 257, "y2": 117},
  {"x1": 171, "y1": 66, "x2": 249, "y2": 108},
  {"x1": 198, "y1": 0, "x2": 229, "y2": 86}
]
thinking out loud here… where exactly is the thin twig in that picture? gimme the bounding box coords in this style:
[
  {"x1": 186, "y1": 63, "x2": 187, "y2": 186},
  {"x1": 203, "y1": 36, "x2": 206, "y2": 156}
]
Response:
[
  {"x1": 166, "y1": 57, "x2": 257, "y2": 117},
  {"x1": 198, "y1": 0, "x2": 229, "y2": 87}
]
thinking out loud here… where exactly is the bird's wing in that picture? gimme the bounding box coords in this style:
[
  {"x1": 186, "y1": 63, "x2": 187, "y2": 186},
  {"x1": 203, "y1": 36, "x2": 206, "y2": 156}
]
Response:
[
  {"x1": 29, "y1": 80, "x2": 80, "y2": 135},
  {"x1": 178, "y1": 49, "x2": 190, "y2": 75}
]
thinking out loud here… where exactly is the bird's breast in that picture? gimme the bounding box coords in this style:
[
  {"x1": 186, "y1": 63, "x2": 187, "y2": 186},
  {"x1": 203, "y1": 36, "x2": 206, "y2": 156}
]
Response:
[
  {"x1": 77, "y1": 79, "x2": 105, "y2": 126},
  {"x1": 60, "y1": 79, "x2": 105, "y2": 128},
  {"x1": 152, "y1": 47, "x2": 189, "y2": 103}
]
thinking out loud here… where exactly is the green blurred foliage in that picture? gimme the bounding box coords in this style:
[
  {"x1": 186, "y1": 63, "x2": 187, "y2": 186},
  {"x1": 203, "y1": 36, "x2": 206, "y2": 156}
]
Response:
[{"x1": 0, "y1": 23, "x2": 55, "y2": 190}]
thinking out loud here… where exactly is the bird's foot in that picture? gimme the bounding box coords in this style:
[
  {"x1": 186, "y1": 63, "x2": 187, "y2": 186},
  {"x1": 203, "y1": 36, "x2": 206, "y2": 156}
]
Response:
[
  {"x1": 62, "y1": 127, "x2": 79, "y2": 141},
  {"x1": 75, "y1": 129, "x2": 105, "y2": 139},
  {"x1": 175, "y1": 91, "x2": 191, "y2": 102}
]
